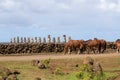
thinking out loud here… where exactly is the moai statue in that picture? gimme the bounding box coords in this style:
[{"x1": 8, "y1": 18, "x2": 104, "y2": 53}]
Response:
[
  {"x1": 38, "y1": 37, "x2": 41, "y2": 44},
  {"x1": 35, "y1": 37, "x2": 37, "y2": 43},
  {"x1": 17, "y1": 36, "x2": 19, "y2": 43},
  {"x1": 52, "y1": 37, "x2": 56, "y2": 44},
  {"x1": 57, "y1": 37, "x2": 60, "y2": 44},
  {"x1": 20, "y1": 37, "x2": 23, "y2": 43},
  {"x1": 31, "y1": 38, "x2": 34, "y2": 43},
  {"x1": 63, "y1": 35, "x2": 66, "y2": 43},
  {"x1": 13, "y1": 37, "x2": 16, "y2": 43},
  {"x1": 24, "y1": 37, "x2": 27, "y2": 43},
  {"x1": 68, "y1": 36, "x2": 71, "y2": 41},
  {"x1": 43, "y1": 37, "x2": 46, "y2": 44},
  {"x1": 10, "y1": 38, "x2": 13, "y2": 43},
  {"x1": 28, "y1": 37, "x2": 31, "y2": 43},
  {"x1": 48, "y1": 35, "x2": 51, "y2": 44},
  {"x1": 94, "y1": 62, "x2": 103, "y2": 76}
]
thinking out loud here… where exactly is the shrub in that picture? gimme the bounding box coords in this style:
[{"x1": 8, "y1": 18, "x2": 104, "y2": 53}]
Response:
[
  {"x1": 37, "y1": 59, "x2": 51, "y2": 69},
  {"x1": 6, "y1": 74, "x2": 18, "y2": 80},
  {"x1": 76, "y1": 64, "x2": 94, "y2": 80},
  {"x1": 0, "y1": 66, "x2": 12, "y2": 79},
  {"x1": 75, "y1": 56, "x2": 108, "y2": 80},
  {"x1": 42, "y1": 58, "x2": 51, "y2": 68},
  {"x1": 54, "y1": 67, "x2": 64, "y2": 75}
]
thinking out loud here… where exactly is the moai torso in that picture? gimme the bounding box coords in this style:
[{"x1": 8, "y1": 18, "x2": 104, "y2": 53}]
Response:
[
  {"x1": 35, "y1": 37, "x2": 37, "y2": 43},
  {"x1": 20, "y1": 37, "x2": 23, "y2": 43},
  {"x1": 57, "y1": 37, "x2": 60, "y2": 44},
  {"x1": 63, "y1": 35, "x2": 66, "y2": 43},
  {"x1": 68, "y1": 36, "x2": 71, "y2": 41},
  {"x1": 43, "y1": 37, "x2": 46, "y2": 44},
  {"x1": 14, "y1": 37, "x2": 16, "y2": 43},
  {"x1": 17, "y1": 36, "x2": 19, "y2": 43},
  {"x1": 31, "y1": 38, "x2": 34, "y2": 43},
  {"x1": 48, "y1": 35, "x2": 51, "y2": 44},
  {"x1": 28, "y1": 37, "x2": 31, "y2": 43},
  {"x1": 24, "y1": 37, "x2": 27, "y2": 43},
  {"x1": 10, "y1": 38, "x2": 12, "y2": 43},
  {"x1": 52, "y1": 37, "x2": 56, "y2": 44},
  {"x1": 38, "y1": 37, "x2": 41, "y2": 44}
]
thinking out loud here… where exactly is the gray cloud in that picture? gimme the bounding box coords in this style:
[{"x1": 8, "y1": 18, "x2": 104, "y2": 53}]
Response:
[
  {"x1": 0, "y1": 0, "x2": 120, "y2": 30},
  {"x1": 0, "y1": 0, "x2": 120, "y2": 42}
]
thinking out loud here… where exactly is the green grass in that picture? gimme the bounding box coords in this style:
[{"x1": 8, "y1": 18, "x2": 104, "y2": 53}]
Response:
[
  {"x1": 45, "y1": 73, "x2": 78, "y2": 80},
  {"x1": 0, "y1": 57, "x2": 119, "y2": 80},
  {"x1": 116, "y1": 58, "x2": 120, "y2": 63},
  {"x1": 45, "y1": 72, "x2": 117, "y2": 80}
]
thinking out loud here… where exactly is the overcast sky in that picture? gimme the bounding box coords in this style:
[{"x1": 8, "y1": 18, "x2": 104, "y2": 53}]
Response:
[{"x1": 0, "y1": 0, "x2": 120, "y2": 42}]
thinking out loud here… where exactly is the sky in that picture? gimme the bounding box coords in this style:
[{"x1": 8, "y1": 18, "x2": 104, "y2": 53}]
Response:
[{"x1": 0, "y1": 0, "x2": 120, "y2": 42}]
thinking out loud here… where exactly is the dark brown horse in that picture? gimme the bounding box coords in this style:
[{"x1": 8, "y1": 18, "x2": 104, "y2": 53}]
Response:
[
  {"x1": 99, "y1": 39, "x2": 106, "y2": 53},
  {"x1": 115, "y1": 39, "x2": 120, "y2": 53},
  {"x1": 85, "y1": 38, "x2": 101, "y2": 54},
  {"x1": 64, "y1": 40, "x2": 84, "y2": 54}
]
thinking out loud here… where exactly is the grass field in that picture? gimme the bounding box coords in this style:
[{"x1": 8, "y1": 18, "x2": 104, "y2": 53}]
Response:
[{"x1": 0, "y1": 54, "x2": 120, "y2": 80}]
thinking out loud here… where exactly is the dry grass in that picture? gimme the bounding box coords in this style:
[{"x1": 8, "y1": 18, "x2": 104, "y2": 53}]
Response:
[{"x1": 0, "y1": 53, "x2": 120, "y2": 80}]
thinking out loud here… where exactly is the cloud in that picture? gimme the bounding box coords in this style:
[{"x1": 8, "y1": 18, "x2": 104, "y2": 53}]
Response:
[
  {"x1": 0, "y1": 0, "x2": 22, "y2": 12},
  {"x1": 30, "y1": 24, "x2": 48, "y2": 30},
  {"x1": 0, "y1": 0, "x2": 119, "y2": 30},
  {"x1": 0, "y1": 0, "x2": 15, "y2": 9},
  {"x1": 98, "y1": 0, "x2": 120, "y2": 12},
  {"x1": 0, "y1": 0, "x2": 120, "y2": 41}
]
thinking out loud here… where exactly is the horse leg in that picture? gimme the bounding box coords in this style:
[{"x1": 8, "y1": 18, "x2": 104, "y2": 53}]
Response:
[
  {"x1": 63, "y1": 48, "x2": 66, "y2": 55},
  {"x1": 98, "y1": 47, "x2": 101, "y2": 54},
  {"x1": 80, "y1": 48, "x2": 83, "y2": 54},
  {"x1": 102, "y1": 45, "x2": 106, "y2": 53},
  {"x1": 93, "y1": 49, "x2": 96, "y2": 54},
  {"x1": 68, "y1": 47, "x2": 71, "y2": 54},
  {"x1": 118, "y1": 49, "x2": 120, "y2": 53},
  {"x1": 90, "y1": 47, "x2": 95, "y2": 54},
  {"x1": 64, "y1": 47, "x2": 67, "y2": 55},
  {"x1": 87, "y1": 48, "x2": 90, "y2": 54},
  {"x1": 117, "y1": 48, "x2": 119, "y2": 53},
  {"x1": 91, "y1": 47, "x2": 96, "y2": 54},
  {"x1": 101, "y1": 49, "x2": 104, "y2": 53},
  {"x1": 77, "y1": 49, "x2": 80, "y2": 55}
]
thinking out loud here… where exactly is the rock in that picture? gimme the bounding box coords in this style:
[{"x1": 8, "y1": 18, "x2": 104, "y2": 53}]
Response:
[
  {"x1": 6, "y1": 74, "x2": 18, "y2": 80},
  {"x1": 75, "y1": 64, "x2": 79, "y2": 67},
  {"x1": 83, "y1": 57, "x2": 94, "y2": 65},
  {"x1": 38, "y1": 63, "x2": 46, "y2": 69},
  {"x1": 0, "y1": 66, "x2": 12, "y2": 79},
  {"x1": 32, "y1": 60, "x2": 40, "y2": 66},
  {"x1": 12, "y1": 70, "x2": 20, "y2": 75},
  {"x1": 35, "y1": 77, "x2": 41, "y2": 80},
  {"x1": 0, "y1": 76, "x2": 4, "y2": 80},
  {"x1": 94, "y1": 62, "x2": 103, "y2": 76}
]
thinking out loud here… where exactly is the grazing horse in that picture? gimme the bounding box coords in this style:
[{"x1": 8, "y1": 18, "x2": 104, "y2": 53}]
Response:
[
  {"x1": 85, "y1": 38, "x2": 101, "y2": 54},
  {"x1": 99, "y1": 39, "x2": 106, "y2": 53},
  {"x1": 64, "y1": 40, "x2": 84, "y2": 54},
  {"x1": 115, "y1": 39, "x2": 120, "y2": 53}
]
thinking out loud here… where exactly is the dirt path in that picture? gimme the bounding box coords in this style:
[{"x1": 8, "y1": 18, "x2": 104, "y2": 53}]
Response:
[{"x1": 0, "y1": 53, "x2": 120, "y2": 61}]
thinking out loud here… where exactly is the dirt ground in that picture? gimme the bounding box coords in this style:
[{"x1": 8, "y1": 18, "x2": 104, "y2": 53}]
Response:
[
  {"x1": 0, "y1": 52, "x2": 120, "y2": 80},
  {"x1": 0, "y1": 53, "x2": 120, "y2": 61}
]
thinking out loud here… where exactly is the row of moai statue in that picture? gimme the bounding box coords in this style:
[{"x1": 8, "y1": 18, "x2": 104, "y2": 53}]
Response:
[{"x1": 10, "y1": 35, "x2": 72, "y2": 44}]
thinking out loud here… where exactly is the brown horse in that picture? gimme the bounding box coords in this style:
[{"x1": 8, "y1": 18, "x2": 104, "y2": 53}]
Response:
[
  {"x1": 99, "y1": 39, "x2": 106, "y2": 53},
  {"x1": 115, "y1": 39, "x2": 120, "y2": 53},
  {"x1": 85, "y1": 38, "x2": 101, "y2": 54},
  {"x1": 64, "y1": 40, "x2": 84, "y2": 54}
]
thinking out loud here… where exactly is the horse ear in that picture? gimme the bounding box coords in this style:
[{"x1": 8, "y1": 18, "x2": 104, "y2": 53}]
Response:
[{"x1": 94, "y1": 38, "x2": 98, "y2": 40}]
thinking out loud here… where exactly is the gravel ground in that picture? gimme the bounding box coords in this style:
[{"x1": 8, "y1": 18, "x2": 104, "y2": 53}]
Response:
[{"x1": 0, "y1": 53, "x2": 119, "y2": 61}]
